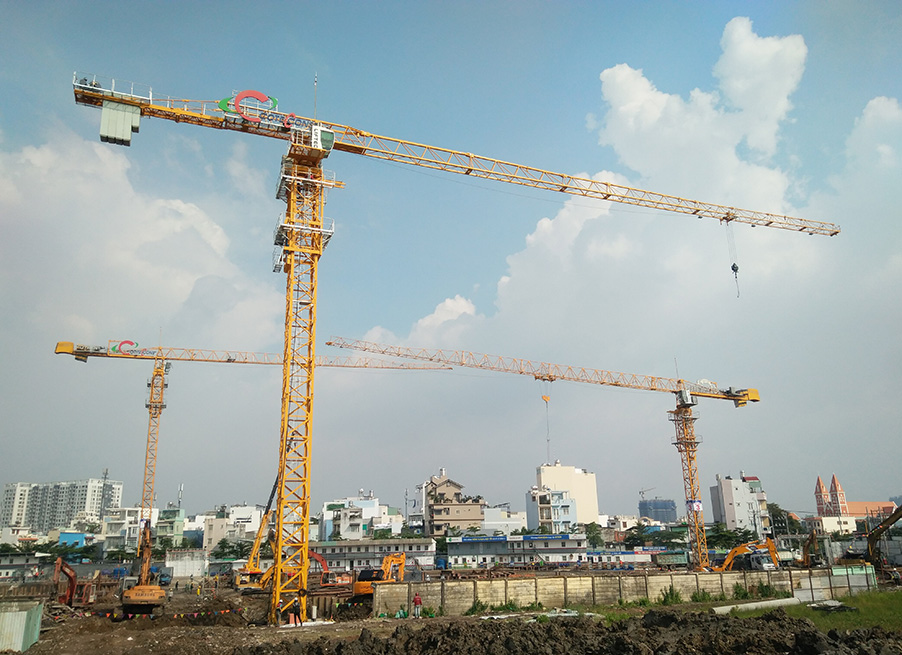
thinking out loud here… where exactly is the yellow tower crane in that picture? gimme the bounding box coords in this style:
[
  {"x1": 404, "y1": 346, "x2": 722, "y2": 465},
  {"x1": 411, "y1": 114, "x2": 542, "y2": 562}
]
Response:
[
  {"x1": 326, "y1": 336, "x2": 759, "y2": 569},
  {"x1": 54, "y1": 340, "x2": 445, "y2": 541},
  {"x1": 71, "y1": 72, "x2": 837, "y2": 619}
]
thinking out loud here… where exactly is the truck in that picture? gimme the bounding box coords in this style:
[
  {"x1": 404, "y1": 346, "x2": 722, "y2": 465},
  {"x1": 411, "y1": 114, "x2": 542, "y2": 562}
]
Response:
[{"x1": 652, "y1": 551, "x2": 689, "y2": 568}]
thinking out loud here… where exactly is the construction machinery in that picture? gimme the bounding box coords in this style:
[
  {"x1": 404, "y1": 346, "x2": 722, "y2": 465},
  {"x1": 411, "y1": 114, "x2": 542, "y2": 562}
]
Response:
[
  {"x1": 327, "y1": 337, "x2": 759, "y2": 570},
  {"x1": 866, "y1": 504, "x2": 902, "y2": 567},
  {"x1": 71, "y1": 74, "x2": 838, "y2": 621},
  {"x1": 121, "y1": 523, "x2": 167, "y2": 613},
  {"x1": 352, "y1": 552, "x2": 406, "y2": 599},
  {"x1": 710, "y1": 537, "x2": 780, "y2": 572}
]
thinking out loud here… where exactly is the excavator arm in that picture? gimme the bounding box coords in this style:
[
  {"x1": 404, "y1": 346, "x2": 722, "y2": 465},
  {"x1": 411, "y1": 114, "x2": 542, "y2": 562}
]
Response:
[{"x1": 867, "y1": 504, "x2": 902, "y2": 564}]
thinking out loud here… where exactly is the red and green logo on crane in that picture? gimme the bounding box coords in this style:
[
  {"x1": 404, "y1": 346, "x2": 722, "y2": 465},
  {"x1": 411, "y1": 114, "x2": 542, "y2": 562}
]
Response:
[
  {"x1": 219, "y1": 90, "x2": 311, "y2": 130},
  {"x1": 218, "y1": 90, "x2": 278, "y2": 124}
]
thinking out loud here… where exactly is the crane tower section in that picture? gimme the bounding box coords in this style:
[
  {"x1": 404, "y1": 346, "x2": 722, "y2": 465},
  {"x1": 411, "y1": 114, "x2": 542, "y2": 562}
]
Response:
[{"x1": 268, "y1": 127, "x2": 343, "y2": 623}]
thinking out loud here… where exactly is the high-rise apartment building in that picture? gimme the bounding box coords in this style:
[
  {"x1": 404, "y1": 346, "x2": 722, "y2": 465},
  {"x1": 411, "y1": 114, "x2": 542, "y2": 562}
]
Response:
[
  {"x1": 0, "y1": 478, "x2": 123, "y2": 534},
  {"x1": 638, "y1": 498, "x2": 677, "y2": 523}
]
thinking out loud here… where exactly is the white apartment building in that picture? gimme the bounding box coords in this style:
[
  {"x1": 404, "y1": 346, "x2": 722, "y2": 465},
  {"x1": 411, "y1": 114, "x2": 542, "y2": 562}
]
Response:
[
  {"x1": 709, "y1": 472, "x2": 771, "y2": 539},
  {"x1": 525, "y1": 488, "x2": 578, "y2": 533},
  {"x1": 0, "y1": 478, "x2": 123, "y2": 534},
  {"x1": 317, "y1": 492, "x2": 402, "y2": 541},
  {"x1": 482, "y1": 507, "x2": 527, "y2": 535},
  {"x1": 101, "y1": 506, "x2": 159, "y2": 552},
  {"x1": 536, "y1": 461, "x2": 599, "y2": 527}
]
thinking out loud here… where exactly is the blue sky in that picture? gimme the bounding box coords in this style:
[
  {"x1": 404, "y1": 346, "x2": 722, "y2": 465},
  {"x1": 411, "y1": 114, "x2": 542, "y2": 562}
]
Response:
[{"x1": 1, "y1": 1, "x2": 900, "y2": 522}]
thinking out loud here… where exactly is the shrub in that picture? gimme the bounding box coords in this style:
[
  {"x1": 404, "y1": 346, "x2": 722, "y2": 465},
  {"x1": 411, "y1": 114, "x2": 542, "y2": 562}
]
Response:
[
  {"x1": 732, "y1": 583, "x2": 751, "y2": 600},
  {"x1": 691, "y1": 589, "x2": 713, "y2": 603},
  {"x1": 464, "y1": 598, "x2": 489, "y2": 616},
  {"x1": 659, "y1": 585, "x2": 683, "y2": 606}
]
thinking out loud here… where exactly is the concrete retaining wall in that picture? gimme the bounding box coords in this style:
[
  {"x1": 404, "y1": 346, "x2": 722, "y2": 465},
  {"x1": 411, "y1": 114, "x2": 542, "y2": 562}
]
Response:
[{"x1": 372, "y1": 566, "x2": 877, "y2": 617}]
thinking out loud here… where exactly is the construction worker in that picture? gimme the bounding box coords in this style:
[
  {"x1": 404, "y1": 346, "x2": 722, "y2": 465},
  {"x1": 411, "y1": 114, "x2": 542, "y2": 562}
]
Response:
[{"x1": 413, "y1": 592, "x2": 422, "y2": 618}]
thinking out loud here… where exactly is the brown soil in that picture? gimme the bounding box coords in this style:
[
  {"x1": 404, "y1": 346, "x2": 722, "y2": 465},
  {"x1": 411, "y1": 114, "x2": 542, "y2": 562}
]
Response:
[{"x1": 24, "y1": 590, "x2": 902, "y2": 655}]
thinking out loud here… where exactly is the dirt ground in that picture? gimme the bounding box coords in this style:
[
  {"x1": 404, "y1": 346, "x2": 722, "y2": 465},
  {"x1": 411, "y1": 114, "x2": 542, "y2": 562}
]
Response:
[{"x1": 21, "y1": 589, "x2": 902, "y2": 655}]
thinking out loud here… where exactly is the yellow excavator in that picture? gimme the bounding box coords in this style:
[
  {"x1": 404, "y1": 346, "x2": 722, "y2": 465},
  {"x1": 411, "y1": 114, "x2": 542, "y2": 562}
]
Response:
[
  {"x1": 351, "y1": 552, "x2": 406, "y2": 599},
  {"x1": 710, "y1": 537, "x2": 780, "y2": 572}
]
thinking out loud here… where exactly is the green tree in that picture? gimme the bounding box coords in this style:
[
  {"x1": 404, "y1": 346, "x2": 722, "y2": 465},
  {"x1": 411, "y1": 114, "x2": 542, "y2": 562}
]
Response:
[
  {"x1": 585, "y1": 522, "x2": 604, "y2": 548},
  {"x1": 622, "y1": 523, "x2": 649, "y2": 549},
  {"x1": 648, "y1": 529, "x2": 685, "y2": 550},
  {"x1": 211, "y1": 538, "x2": 235, "y2": 559},
  {"x1": 768, "y1": 503, "x2": 802, "y2": 535},
  {"x1": 152, "y1": 537, "x2": 174, "y2": 560}
]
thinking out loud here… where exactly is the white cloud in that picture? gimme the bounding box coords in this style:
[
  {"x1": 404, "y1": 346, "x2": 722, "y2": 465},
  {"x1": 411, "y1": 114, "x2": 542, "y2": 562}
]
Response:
[
  {"x1": 225, "y1": 141, "x2": 268, "y2": 199},
  {"x1": 714, "y1": 17, "x2": 807, "y2": 156}
]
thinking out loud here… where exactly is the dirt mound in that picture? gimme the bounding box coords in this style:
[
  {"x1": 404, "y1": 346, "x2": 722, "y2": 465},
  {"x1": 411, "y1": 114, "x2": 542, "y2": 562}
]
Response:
[{"x1": 235, "y1": 609, "x2": 902, "y2": 655}]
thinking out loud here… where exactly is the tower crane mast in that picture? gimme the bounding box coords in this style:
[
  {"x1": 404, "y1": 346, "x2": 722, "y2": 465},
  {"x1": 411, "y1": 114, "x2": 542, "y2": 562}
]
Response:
[
  {"x1": 326, "y1": 336, "x2": 760, "y2": 570},
  {"x1": 72, "y1": 72, "x2": 834, "y2": 619}
]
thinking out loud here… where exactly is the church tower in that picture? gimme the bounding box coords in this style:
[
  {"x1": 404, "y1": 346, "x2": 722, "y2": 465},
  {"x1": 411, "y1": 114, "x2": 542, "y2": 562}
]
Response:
[
  {"x1": 830, "y1": 474, "x2": 849, "y2": 516},
  {"x1": 815, "y1": 476, "x2": 832, "y2": 516}
]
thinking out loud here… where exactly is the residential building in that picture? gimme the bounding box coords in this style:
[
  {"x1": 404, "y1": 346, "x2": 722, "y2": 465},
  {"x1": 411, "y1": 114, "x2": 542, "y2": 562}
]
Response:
[
  {"x1": 709, "y1": 472, "x2": 770, "y2": 539},
  {"x1": 156, "y1": 508, "x2": 186, "y2": 545},
  {"x1": 803, "y1": 515, "x2": 857, "y2": 536},
  {"x1": 0, "y1": 478, "x2": 123, "y2": 534},
  {"x1": 310, "y1": 538, "x2": 436, "y2": 571},
  {"x1": 203, "y1": 517, "x2": 242, "y2": 554},
  {"x1": 0, "y1": 552, "x2": 53, "y2": 581},
  {"x1": 446, "y1": 533, "x2": 587, "y2": 568},
  {"x1": 423, "y1": 470, "x2": 486, "y2": 537},
  {"x1": 535, "y1": 461, "x2": 599, "y2": 527},
  {"x1": 638, "y1": 498, "x2": 677, "y2": 523},
  {"x1": 228, "y1": 505, "x2": 264, "y2": 540},
  {"x1": 482, "y1": 507, "x2": 527, "y2": 535},
  {"x1": 525, "y1": 487, "x2": 577, "y2": 533},
  {"x1": 316, "y1": 492, "x2": 402, "y2": 541},
  {"x1": 100, "y1": 506, "x2": 158, "y2": 552}
]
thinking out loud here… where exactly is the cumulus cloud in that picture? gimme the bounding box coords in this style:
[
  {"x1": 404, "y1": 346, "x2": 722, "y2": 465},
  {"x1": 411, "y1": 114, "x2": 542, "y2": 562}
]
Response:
[
  {"x1": 714, "y1": 17, "x2": 807, "y2": 155},
  {"x1": 590, "y1": 18, "x2": 809, "y2": 214},
  {"x1": 0, "y1": 131, "x2": 273, "y2": 346}
]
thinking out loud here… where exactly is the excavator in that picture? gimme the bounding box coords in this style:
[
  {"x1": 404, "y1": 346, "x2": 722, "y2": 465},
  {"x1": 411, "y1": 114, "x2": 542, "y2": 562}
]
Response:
[
  {"x1": 842, "y1": 504, "x2": 902, "y2": 573},
  {"x1": 710, "y1": 537, "x2": 780, "y2": 572},
  {"x1": 121, "y1": 522, "x2": 167, "y2": 613},
  {"x1": 351, "y1": 553, "x2": 406, "y2": 599}
]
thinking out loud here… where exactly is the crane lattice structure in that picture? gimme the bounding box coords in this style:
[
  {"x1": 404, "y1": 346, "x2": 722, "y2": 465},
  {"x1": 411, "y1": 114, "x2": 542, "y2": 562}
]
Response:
[
  {"x1": 55, "y1": 340, "x2": 444, "y2": 544},
  {"x1": 326, "y1": 336, "x2": 760, "y2": 569},
  {"x1": 72, "y1": 72, "x2": 835, "y2": 618}
]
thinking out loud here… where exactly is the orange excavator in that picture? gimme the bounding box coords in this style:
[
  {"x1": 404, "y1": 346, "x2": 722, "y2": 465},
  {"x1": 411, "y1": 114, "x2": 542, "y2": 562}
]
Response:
[{"x1": 710, "y1": 538, "x2": 780, "y2": 572}]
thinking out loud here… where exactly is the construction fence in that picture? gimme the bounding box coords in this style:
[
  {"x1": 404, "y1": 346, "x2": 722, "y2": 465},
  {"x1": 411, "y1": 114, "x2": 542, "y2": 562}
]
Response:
[{"x1": 373, "y1": 566, "x2": 878, "y2": 617}]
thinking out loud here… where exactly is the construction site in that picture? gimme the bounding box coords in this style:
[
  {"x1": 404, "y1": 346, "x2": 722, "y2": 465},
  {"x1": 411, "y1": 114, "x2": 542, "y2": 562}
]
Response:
[
  {"x1": 7, "y1": 1, "x2": 902, "y2": 648},
  {"x1": 3, "y1": 65, "x2": 902, "y2": 653}
]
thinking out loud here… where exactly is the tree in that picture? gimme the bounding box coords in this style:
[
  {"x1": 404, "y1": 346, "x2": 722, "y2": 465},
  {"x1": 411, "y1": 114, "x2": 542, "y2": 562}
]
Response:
[
  {"x1": 622, "y1": 523, "x2": 649, "y2": 549},
  {"x1": 211, "y1": 538, "x2": 235, "y2": 559},
  {"x1": 648, "y1": 529, "x2": 685, "y2": 550},
  {"x1": 768, "y1": 503, "x2": 802, "y2": 534},
  {"x1": 585, "y1": 522, "x2": 604, "y2": 548},
  {"x1": 152, "y1": 537, "x2": 173, "y2": 560}
]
